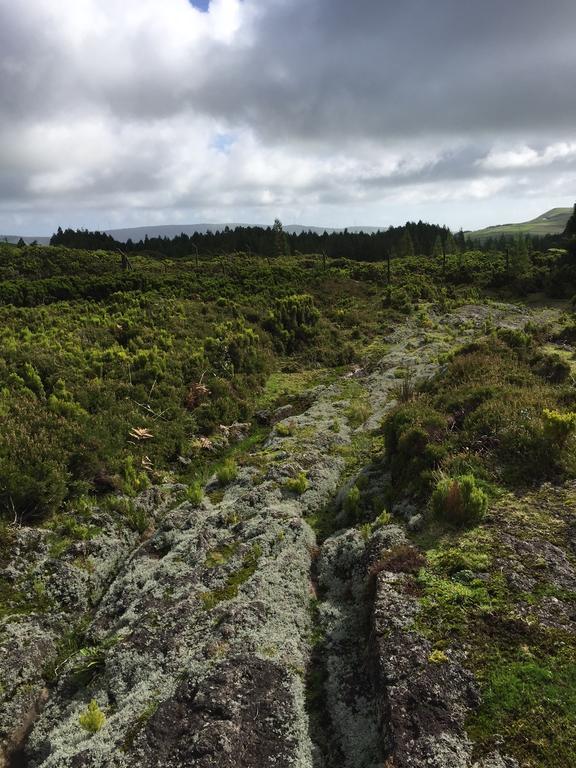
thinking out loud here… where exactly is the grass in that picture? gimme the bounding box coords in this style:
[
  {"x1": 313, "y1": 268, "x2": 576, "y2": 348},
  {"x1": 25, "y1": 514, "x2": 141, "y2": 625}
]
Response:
[
  {"x1": 468, "y1": 208, "x2": 572, "y2": 241},
  {"x1": 468, "y1": 654, "x2": 576, "y2": 768},
  {"x1": 259, "y1": 368, "x2": 338, "y2": 409}
]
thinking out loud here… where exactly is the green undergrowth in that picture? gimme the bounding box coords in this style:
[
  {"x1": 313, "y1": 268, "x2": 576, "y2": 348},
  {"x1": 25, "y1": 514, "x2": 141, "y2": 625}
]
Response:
[
  {"x1": 384, "y1": 328, "x2": 576, "y2": 507},
  {"x1": 468, "y1": 646, "x2": 576, "y2": 768},
  {"x1": 0, "y1": 577, "x2": 52, "y2": 621}
]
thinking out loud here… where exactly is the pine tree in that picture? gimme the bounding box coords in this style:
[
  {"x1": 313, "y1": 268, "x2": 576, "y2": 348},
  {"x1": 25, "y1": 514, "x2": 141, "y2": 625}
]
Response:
[
  {"x1": 399, "y1": 229, "x2": 414, "y2": 258},
  {"x1": 564, "y1": 203, "x2": 576, "y2": 238},
  {"x1": 432, "y1": 235, "x2": 443, "y2": 258},
  {"x1": 272, "y1": 219, "x2": 289, "y2": 258},
  {"x1": 445, "y1": 231, "x2": 458, "y2": 254}
]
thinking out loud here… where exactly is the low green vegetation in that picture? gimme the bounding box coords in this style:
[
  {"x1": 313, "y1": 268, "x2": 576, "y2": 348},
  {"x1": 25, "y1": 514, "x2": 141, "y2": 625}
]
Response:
[
  {"x1": 380, "y1": 320, "x2": 576, "y2": 767},
  {"x1": 78, "y1": 699, "x2": 106, "y2": 733},
  {"x1": 283, "y1": 472, "x2": 309, "y2": 495},
  {"x1": 200, "y1": 542, "x2": 262, "y2": 610},
  {"x1": 216, "y1": 459, "x2": 238, "y2": 486},
  {"x1": 1, "y1": 235, "x2": 573, "y2": 523},
  {"x1": 2, "y1": 224, "x2": 576, "y2": 768},
  {"x1": 384, "y1": 330, "x2": 576, "y2": 507}
]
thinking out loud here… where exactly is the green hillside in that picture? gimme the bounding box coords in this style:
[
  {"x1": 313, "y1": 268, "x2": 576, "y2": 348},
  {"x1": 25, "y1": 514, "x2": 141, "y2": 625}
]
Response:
[{"x1": 468, "y1": 207, "x2": 572, "y2": 241}]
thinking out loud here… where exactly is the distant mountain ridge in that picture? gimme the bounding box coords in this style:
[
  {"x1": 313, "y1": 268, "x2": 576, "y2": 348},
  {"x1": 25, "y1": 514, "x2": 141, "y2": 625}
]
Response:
[
  {"x1": 104, "y1": 223, "x2": 385, "y2": 242},
  {"x1": 467, "y1": 208, "x2": 572, "y2": 241},
  {"x1": 1, "y1": 234, "x2": 51, "y2": 245}
]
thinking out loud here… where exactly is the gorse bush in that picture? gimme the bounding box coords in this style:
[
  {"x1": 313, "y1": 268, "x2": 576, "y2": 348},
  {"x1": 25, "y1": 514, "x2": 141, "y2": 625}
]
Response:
[{"x1": 432, "y1": 474, "x2": 488, "y2": 526}]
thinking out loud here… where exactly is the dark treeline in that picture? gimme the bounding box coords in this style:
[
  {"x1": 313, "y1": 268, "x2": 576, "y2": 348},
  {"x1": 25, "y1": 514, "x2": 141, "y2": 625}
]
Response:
[
  {"x1": 48, "y1": 204, "x2": 576, "y2": 263},
  {"x1": 50, "y1": 221, "x2": 466, "y2": 260}
]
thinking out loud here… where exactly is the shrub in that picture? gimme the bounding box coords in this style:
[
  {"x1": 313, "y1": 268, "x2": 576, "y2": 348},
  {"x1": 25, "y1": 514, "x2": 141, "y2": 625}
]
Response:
[
  {"x1": 283, "y1": 471, "x2": 308, "y2": 494},
  {"x1": 496, "y1": 327, "x2": 532, "y2": 350},
  {"x1": 343, "y1": 484, "x2": 361, "y2": 519},
  {"x1": 542, "y1": 408, "x2": 576, "y2": 448},
  {"x1": 373, "y1": 510, "x2": 392, "y2": 528},
  {"x1": 217, "y1": 459, "x2": 238, "y2": 485},
  {"x1": 264, "y1": 294, "x2": 320, "y2": 352},
  {"x1": 384, "y1": 402, "x2": 449, "y2": 497},
  {"x1": 532, "y1": 352, "x2": 571, "y2": 383},
  {"x1": 432, "y1": 474, "x2": 488, "y2": 526},
  {"x1": 124, "y1": 504, "x2": 150, "y2": 534},
  {"x1": 370, "y1": 544, "x2": 426, "y2": 578},
  {"x1": 79, "y1": 699, "x2": 106, "y2": 733},
  {"x1": 122, "y1": 456, "x2": 150, "y2": 496},
  {"x1": 186, "y1": 481, "x2": 204, "y2": 506}
]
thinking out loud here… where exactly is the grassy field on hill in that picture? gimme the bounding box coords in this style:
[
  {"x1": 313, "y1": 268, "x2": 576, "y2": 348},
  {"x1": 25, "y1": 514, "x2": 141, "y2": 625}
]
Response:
[{"x1": 468, "y1": 207, "x2": 571, "y2": 241}]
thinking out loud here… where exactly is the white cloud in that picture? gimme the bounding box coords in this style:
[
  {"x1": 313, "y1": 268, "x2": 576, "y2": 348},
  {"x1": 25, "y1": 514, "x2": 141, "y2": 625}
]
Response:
[
  {"x1": 0, "y1": 0, "x2": 575, "y2": 234},
  {"x1": 481, "y1": 142, "x2": 576, "y2": 170}
]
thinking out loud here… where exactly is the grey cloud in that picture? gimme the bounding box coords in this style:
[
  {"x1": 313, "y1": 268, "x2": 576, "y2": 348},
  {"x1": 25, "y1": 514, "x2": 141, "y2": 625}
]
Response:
[
  {"x1": 186, "y1": 0, "x2": 576, "y2": 144},
  {"x1": 0, "y1": 0, "x2": 575, "y2": 233}
]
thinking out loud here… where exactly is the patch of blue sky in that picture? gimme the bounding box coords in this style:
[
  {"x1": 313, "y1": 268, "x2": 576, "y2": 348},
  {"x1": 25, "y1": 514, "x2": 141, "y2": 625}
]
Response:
[
  {"x1": 211, "y1": 132, "x2": 237, "y2": 155},
  {"x1": 189, "y1": 0, "x2": 210, "y2": 12}
]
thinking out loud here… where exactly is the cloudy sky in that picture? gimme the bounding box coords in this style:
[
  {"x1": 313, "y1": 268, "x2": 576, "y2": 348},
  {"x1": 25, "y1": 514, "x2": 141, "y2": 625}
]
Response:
[{"x1": 0, "y1": 0, "x2": 575, "y2": 235}]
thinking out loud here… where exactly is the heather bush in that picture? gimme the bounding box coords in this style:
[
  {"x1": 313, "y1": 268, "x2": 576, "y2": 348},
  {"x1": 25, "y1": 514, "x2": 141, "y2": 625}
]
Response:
[{"x1": 432, "y1": 474, "x2": 488, "y2": 526}]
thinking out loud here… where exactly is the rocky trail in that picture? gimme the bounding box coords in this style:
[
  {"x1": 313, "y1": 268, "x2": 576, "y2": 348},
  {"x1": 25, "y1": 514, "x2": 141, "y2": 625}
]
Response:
[{"x1": 0, "y1": 303, "x2": 560, "y2": 768}]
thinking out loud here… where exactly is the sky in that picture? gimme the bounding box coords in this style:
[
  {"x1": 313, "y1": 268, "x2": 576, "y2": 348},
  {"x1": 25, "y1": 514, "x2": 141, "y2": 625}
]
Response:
[{"x1": 0, "y1": 0, "x2": 575, "y2": 236}]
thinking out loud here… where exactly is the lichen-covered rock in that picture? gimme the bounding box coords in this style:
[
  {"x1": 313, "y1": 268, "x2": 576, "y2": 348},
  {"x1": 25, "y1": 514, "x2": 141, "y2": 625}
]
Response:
[
  {"x1": 2, "y1": 304, "x2": 545, "y2": 768},
  {"x1": 370, "y1": 564, "x2": 516, "y2": 768}
]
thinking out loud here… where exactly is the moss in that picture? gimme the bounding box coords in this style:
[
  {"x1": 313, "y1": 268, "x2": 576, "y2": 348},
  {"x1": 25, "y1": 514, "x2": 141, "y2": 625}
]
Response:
[
  {"x1": 259, "y1": 368, "x2": 336, "y2": 409},
  {"x1": 428, "y1": 649, "x2": 449, "y2": 664},
  {"x1": 200, "y1": 543, "x2": 262, "y2": 610},
  {"x1": 275, "y1": 421, "x2": 295, "y2": 437},
  {"x1": 467, "y1": 653, "x2": 576, "y2": 768},
  {"x1": 207, "y1": 489, "x2": 225, "y2": 505},
  {"x1": 0, "y1": 576, "x2": 52, "y2": 620},
  {"x1": 205, "y1": 541, "x2": 240, "y2": 568}
]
